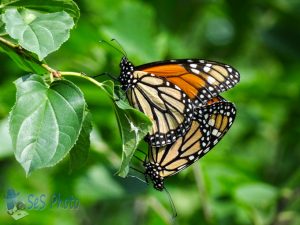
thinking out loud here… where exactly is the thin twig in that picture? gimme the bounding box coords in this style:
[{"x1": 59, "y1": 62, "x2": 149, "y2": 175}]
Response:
[
  {"x1": 0, "y1": 36, "x2": 17, "y2": 48},
  {"x1": 61, "y1": 72, "x2": 115, "y2": 99},
  {"x1": 0, "y1": 36, "x2": 42, "y2": 66},
  {"x1": 0, "y1": 36, "x2": 114, "y2": 99}
]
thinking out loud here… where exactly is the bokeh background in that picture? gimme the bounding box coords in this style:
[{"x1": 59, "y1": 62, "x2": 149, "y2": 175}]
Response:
[{"x1": 1, "y1": 0, "x2": 300, "y2": 224}]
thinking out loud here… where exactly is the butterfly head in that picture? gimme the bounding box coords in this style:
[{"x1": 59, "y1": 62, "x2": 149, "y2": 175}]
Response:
[
  {"x1": 144, "y1": 162, "x2": 165, "y2": 191},
  {"x1": 119, "y1": 57, "x2": 135, "y2": 90}
]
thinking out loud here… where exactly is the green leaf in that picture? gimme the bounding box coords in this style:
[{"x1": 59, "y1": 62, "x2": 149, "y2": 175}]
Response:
[
  {"x1": 0, "y1": 41, "x2": 47, "y2": 74},
  {"x1": 114, "y1": 98, "x2": 152, "y2": 177},
  {"x1": 101, "y1": 80, "x2": 151, "y2": 177},
  {"x1": 9, "y1": 74, "x2": 85, "y2": 175},
  {"x1": 3, "y1": 8, "x2": 74, "y2": 60},
  {"x1": 69, "y1": 109, "x2": 92, "y2": 171},
  {"x1": 0, "y1": 0, "x2": 80, "y2": 24}
]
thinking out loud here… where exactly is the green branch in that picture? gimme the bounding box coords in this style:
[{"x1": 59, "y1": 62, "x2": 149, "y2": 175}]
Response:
[{"x1": 0, "y1": 36, "x2": 114, "y2": 99}]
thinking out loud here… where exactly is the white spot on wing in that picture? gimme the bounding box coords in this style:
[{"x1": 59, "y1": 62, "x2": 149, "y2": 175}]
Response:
[
  {"x1": 207, "y1": 76, "x2": 216, "y2": 84},
  {"x1": 212, "y1": 129, "x2": 219, "y2": 136},
  {"x1": 208, "y1": 119, "x2": 215, "y2": 126},
  {"x1": 203, "y1": 66, "x2": 211, "y2": 73},
  {"x1": 191, "y1": 68, "x2": 200, "y2": 74}
]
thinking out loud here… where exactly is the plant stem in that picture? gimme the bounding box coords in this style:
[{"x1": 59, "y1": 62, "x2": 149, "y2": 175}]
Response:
[
  {"x1": 0, "y1": 36, "x2": 114, "y2": 99},
  {"x1": 0, "y1": 36, "x2": 17, "y2": 48},
  {"x1": 0, "y1": 36, "x2": 46, "y2": 69},
  {"x1": 61, "y1": 71, "x2": 104, "y2": 89},
  {"x1": 61, "y1": 72, "x2": 116, "y2": 100}
]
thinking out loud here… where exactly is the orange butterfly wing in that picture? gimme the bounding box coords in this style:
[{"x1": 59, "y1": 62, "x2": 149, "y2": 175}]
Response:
[
  {"x1": 144, "y1": 97, "x2": 236, "y2": 190},
  {"x1": 137, "y1": 60, "x2": 240, "y2": 106}
]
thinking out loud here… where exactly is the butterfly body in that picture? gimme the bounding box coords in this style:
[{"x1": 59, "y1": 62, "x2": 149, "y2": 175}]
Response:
[{"x1": 119, "y1": 57, "x2": 135, "y2": 91}]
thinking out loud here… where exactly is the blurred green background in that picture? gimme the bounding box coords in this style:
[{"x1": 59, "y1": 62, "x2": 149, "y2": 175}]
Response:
[{"x1": 1, "y1": 0, "x2": 300, "y2": 224}]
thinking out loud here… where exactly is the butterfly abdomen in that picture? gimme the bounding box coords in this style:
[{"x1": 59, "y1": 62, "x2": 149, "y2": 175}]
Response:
[
  {"x1": 119, "y1": 56, "x2": 135, "y2": 90},
  {"x1": 144, "y1": 162, "x2": 165, "y2": 191}
]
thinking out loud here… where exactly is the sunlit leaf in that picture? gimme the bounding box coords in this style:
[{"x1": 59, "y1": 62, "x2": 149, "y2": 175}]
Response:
[
  {"x1": 0, "y1": 0, "x2": 80, "y2": 24},
  {"x1": 9, "y1": 74, "x2": 85, "y2": 175},
  {"x1": 3, "y1": 8, "x2": 74, "y2": 60}
]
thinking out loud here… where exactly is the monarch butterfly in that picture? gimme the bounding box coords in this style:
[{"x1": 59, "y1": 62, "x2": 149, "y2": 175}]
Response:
[
  {"x1": 143, "y1": 96, "x2": 236, "y2": 191},
  {"x1": 119, "y1": 57, "x2": 239, "y2": 147}
]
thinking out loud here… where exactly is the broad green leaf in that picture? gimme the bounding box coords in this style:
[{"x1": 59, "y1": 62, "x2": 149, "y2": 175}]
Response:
[
  {"x1": 69, "y1": 109, "x2": 92, "y2": 171},
  {"x1": 3, "y1": 8, "x2": 74, "y2": 60},
  {"x1": 0, "y1": 0, "x2": 80, "y2": 24},
  {"x1": 102, "y1": 80, "x2": 152, "y2": 177},
  {"x1": 9, "y1": 74, "x2": 85, "y2": 175},
  {"x1": 0, "y1": 41, "x2": 47, "y2": 74}
]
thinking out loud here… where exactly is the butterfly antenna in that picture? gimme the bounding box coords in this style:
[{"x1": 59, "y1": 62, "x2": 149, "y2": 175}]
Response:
[
  {"x1": 99, "y1": 39, "x2": 127, "y2": 57},
  {"x1": 164, "y1": 187, "x2": 178, "y2": 219},
  {"x1": 110, "y1": 38, "x2": 127, "y2": 57}
]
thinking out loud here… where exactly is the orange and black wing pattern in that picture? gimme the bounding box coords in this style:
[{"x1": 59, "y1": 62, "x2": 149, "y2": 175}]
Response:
[
  {"x1": 119, "y1": 57, "x2": 194, "y2": 147},
  {"x1": 136, "y1": 59, "x2": 240, "y2": 106},
  {"x1": 144, "y1": 98, "x2": 236, "y2": 190},
  {"x1": 119, "y1": 57, "x2": 239, "y2": 148}
]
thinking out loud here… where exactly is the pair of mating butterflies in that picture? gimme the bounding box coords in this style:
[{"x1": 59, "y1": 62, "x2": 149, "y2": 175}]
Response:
[{"x1": 118, "y1": 56, "x2": 240, "y2": 190}]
